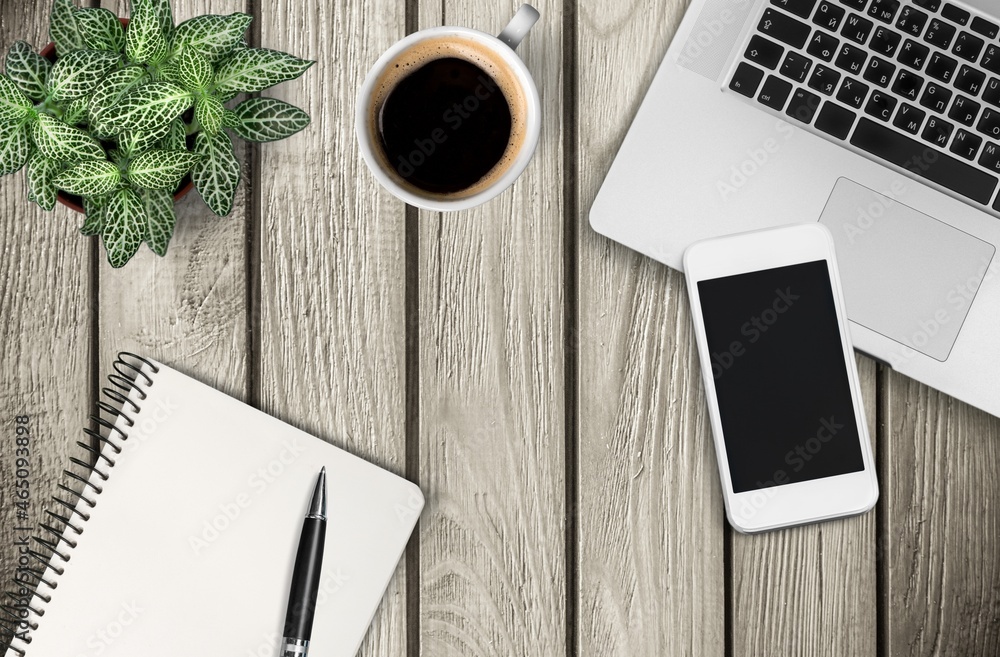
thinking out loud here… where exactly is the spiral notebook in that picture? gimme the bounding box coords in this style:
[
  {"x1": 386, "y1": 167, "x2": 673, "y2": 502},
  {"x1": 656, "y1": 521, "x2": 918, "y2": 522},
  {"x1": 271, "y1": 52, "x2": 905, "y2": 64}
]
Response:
[{"x1": 2, "y1": 354, "x2": 423, "y2": 657}]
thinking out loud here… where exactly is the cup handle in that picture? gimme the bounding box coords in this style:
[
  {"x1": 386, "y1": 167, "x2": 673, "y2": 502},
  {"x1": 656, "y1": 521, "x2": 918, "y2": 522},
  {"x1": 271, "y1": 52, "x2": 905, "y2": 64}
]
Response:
[{"x1": 498, "y1": 4, "x2": 540, "y2": 50}]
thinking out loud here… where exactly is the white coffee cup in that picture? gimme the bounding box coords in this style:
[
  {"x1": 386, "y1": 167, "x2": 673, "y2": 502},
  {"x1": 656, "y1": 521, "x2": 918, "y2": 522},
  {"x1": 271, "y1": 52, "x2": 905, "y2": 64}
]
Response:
[{"x1": 355, "y1": 5, "x2": 541, "y2": 212}]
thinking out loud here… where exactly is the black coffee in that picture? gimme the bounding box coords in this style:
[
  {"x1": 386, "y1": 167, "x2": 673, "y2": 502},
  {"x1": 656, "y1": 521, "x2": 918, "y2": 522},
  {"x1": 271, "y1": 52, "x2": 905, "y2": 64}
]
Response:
[{"x1": 378, "y1": 57, "x2": 512, "y2": 195}]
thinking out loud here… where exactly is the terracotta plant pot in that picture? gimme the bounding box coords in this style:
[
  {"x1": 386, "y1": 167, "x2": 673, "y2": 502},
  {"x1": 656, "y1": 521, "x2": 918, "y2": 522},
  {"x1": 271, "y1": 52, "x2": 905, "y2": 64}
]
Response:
[{"x1": 38, "y1": 17, "x2": 194, "y2": 214}]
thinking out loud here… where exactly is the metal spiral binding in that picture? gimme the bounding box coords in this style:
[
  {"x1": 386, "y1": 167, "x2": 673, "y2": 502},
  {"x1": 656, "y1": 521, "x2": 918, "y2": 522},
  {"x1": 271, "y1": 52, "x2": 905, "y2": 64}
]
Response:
[{"x1": 1, "y1": 353, "x2": 159, "y2": 656}]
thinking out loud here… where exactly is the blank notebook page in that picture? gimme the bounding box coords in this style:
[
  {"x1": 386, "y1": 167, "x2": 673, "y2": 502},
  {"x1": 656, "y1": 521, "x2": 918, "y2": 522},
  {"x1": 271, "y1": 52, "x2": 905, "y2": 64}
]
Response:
[{"x1": 8, "y1": 360, "x2": 422, "y2": 657}]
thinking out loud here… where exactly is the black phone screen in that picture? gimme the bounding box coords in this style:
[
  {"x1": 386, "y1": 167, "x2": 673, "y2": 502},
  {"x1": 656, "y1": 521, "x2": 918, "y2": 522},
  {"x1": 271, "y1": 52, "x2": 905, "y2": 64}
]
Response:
[{"x1": 697, "y1": 260, "x2": 865, "y2": 493}]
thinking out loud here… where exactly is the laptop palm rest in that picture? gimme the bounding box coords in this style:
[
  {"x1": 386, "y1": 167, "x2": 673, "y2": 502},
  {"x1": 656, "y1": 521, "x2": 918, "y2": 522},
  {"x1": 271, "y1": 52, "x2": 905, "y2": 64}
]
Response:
[{"x1": 819, "y1": 178, "x2": 996, "y2": 362}]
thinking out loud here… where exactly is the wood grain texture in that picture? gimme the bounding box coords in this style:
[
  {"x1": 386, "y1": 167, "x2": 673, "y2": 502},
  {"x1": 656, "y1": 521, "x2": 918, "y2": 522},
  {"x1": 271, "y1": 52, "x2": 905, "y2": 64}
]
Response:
[
  {"x1": 0, "y1": 2, "x2": 93, "y2": 649},
  {"x1": 575, "y1": 0, "x2": 726, "y2": 655},
  {"x1": 882, "y1": 372, "x2": 1000, "y2": 657},
  {"x1": 730, "y1": 356, "x2": 878, "y2": 657},
  {"x1": 414, "y1": 2, "x2": 566, "y2": 655},
  {"x1": 255, "y1": 0, "x2": 410, "y2": 654}
]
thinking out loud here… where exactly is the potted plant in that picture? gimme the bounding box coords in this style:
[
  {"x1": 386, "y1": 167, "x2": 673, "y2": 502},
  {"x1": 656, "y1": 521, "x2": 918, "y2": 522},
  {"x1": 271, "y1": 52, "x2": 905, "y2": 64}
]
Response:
[{"x1": 0, "y1": 0, "x2": 314, "y2": 267}]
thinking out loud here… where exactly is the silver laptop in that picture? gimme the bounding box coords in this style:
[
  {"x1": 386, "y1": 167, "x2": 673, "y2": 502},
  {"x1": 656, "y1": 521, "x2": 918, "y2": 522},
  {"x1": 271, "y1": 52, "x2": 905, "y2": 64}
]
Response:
[{"x1": 591, "y1": 0, "x2": 1000, "y2": 418}]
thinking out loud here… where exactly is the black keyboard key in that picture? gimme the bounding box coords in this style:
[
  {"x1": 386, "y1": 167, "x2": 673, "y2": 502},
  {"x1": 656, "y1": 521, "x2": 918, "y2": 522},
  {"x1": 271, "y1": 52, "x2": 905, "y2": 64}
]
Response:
[
  {"x1": 870, "y1": 26, "x2": 902, "y2": 55},
  {"x1": 781, "y1": 51, "x2": 814, "y2": 82},
  {"x1": 977, "y1": 107, "x2": 1000, "y2": 138},
  {"x1": 814, "y1": 1, "x2": 847, "y2": 30},
  {"x1": 971, "y1": 17, "x2": 999, "y2": 39},
  {"x1": 922, "y1": 116, "x2": 955, "y2": 146},
  {"x1": 809, "y1": 64, "x2": 842, "y2": 94},
  {"x1": 941, "y1": 3, "x2": 970, "y2": 25},
  {"x1": 835, "y1": 43, "x2": 868, "y2": 74},
  {"x1": 851, "y1": 118, "x2": 998, "y2": 204},
  {"x1": 842, "y1": 13, "x2": 875, "y2": 43},
  {"x1": 868, "y1": 0, "x2": 900, "y2": 23},
  {"x1": 955, "y1": 65, "x2": 986, "y2": 96},
  {"x1": 815, "y1": 102, "x2": 858, "y2": 138},
  {"x1": 952, "y1": 32, "x2": 984, "y2": 63},
  {"x1": 864, "y1": 55, "x2": 896, "y2": 87},
  {"x1": 978, "y1": 141, "x2": 1000, "y2": 173},
  {"x1": 838, "y1": 76, "x2": 870, "y2": 107},
  {"x1": 951, "y1": 129, "x2": 982, "y2": 159},
  {"x1": 758, "y1": 75, "x2": 794, "y2": 109},
  {"x1": 983, "y1": 45, "x2": 1000, "y2": 76},
  {"x1": 912, "y1": 0, "x2": 940, "y2": 10},
  {"x1": 771, "y1": 0, "x2": 819, "y2": 19},
  {"x1": 731, "y1": 62, "x2": 766, "y2": 97},
  {"x1": 925, "y1": 19, "x2": 957, "y2": 48},
  {"x1": 892, "y1": 69, "x2": 924, "y2": 100},
  {"x1": 807, "y1": 31, "x2": 841, "y2": 61},
  {"x1": 984, "y1": 78, "x2": 1000, "y2": 107},
  {"x1": 920, "y1": 83, "x2": 953, "y2": 112},
  {"x1": 865, "y1": 89, "x2": 898, "y2": 119},
  {"x1": 898, "y1": 39, "x2": 930, "y2": 70},
  {"x1": 926, "y1": 51, "x2": 958, "y2": 82},
  {"x1": 894, "y1": 103, "x2": 927, "y2": 133},
  {"x1": 746, "y1": 35, "x2": 786, "y2": 69},
  {"x1": 759, "y1": 8, "x2": 812, "y2": 48},
  {"x1": 896, "y1": 6, "x2": 929, "y2": 36},
  {"x1": 839, "y1": 0, "x2": 867, "y2": 10},
  {"x1": 949, "y1": 95, "x2": 982, "y2": 125},
  {"x1": 786, "y1": 88, "x2": 823, "y2": 122}
]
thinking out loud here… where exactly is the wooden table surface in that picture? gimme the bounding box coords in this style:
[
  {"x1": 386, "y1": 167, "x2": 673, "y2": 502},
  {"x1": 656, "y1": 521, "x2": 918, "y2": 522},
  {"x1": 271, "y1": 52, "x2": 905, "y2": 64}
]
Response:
[{"x1": 2, "y1": 0, "x2": 999, "y2": 655}]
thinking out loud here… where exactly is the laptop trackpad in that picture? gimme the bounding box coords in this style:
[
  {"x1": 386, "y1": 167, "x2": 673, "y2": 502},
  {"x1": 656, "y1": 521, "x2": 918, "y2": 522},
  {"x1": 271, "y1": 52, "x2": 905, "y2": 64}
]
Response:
[{"x1": 819, "y1": 178, "x2": 995, "y2": 362}]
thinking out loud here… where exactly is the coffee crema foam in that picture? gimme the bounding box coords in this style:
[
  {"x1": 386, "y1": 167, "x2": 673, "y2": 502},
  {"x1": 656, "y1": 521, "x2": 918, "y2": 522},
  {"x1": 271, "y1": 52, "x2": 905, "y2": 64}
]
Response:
[{"x1": 368, "y1": 35, "x2": 529, "y2": 200}]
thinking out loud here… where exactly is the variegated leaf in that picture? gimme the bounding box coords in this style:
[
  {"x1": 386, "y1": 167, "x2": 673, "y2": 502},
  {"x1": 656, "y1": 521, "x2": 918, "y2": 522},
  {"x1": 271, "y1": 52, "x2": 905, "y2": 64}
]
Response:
[
  {"x1": 195, "y1": 95, "x2": 223, "y2": 135},
  {"x1": 172, "y1": 14, "x2": 252, "y2": 64},
  {"x1": 212, "y1": 48, "x2": 313, "y2": 98},
  {"x1": 33, "y1": 112, "x2": 105, "y2": 162},
  {"x1": 76, "y1": 8, "x2": 126, "y2": 52},
  {"x1": 50, "y1": 0, "x2": 85, "y2": 58},
  {"x1": 176, "y1": 48, "x2": 212, "y2": 91},
  {"x1": 63, "y1": 96, "x2": 88, "y2": 125},
  {"x1": 158, "y1": 117, "x2": 187, "y2": 150},
  {"x1": 221, "y1": 108, "x2": 239, "y2": 128},
  {"x1": 231, "y1": 97, "x2": 309, "y2": 143},
  {"x1": 82, "y1": 194, "x2": 106, "y2": 235},
  {"x1": 54, "y1": 159, "x2": 121, "y2": 196},
  {"x1": 192, "y1": 130, "x2": 239, "y2": 216},
  {"x1": 119, "y1": 120, "x2": 171, "y2": 156},
  {"x1": 48, "y1": 49, "x2": 120, "y2": 102},
  {"x1": 0, "y1": 74, "x2": 30, "y2": 122},
  {"x1": 140, "y1": 187, "x2": 175, "y2": 256},
  {"x1": 88, "y1": 65, "x2": 148, "y2": 124},
  {"x1": 156, "y1": 62, "x2": 181, "y2": 83},
  {"x1": 101, "y1": 81, "x2": 192, "y2": 133},
  {"x1": 125, "y1": 0, "x2": 167, "y2": 65},
  {"x1": 5, "y1": 41, "x2": 52, "y2": 102},
  {"x1": 127, "y1": 148, "x2": 200, "y2": 190},
  {"x1": 26, "y1": 153, "x2": 64, "y2": 211},
  {"x1": 147, "y1": 0, "x2": 174, "y2": 40},
  {"x1": 0, "y1": 120, "x2": 31, "y2": 175},
  {"x1": 102, "y1": 187, "x2": 146, "y2": 267}
]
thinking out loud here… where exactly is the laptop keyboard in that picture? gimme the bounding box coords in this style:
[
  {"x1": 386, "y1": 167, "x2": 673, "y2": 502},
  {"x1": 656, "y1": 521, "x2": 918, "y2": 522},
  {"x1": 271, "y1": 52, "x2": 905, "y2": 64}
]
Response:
[{"x1": 729, "y1": 0, "x2": 1000, "y2": 210}]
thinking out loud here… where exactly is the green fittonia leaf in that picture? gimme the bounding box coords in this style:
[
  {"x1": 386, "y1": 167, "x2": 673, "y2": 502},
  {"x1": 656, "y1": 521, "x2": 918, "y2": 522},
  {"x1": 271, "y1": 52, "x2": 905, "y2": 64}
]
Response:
[
  {"x1": 0, "y1": 74, "x2": 31, "y2": 122},
  {"x1": 5, "y1": 41, "x2": 52, "y2": 102},
  {"x1": 119, "y1": 120, "x2": 172, "y2": 157},
  {"x1": 231, "y1": 97, "x2": 310, "y2": 143},
  {"x1": 48, "y1": 49, "x2": 120, "y2": 102},
  {"x1": 192, "y1": 130, "x2": 238, "y2": 216},
  {"x1": 101, "y1": 81, "x2": 192, "y2": 133},
  {"x1": 147, "y1": 0, "x2": 174, "y2": 41},
  {"x1": 76, "y1": 8, "x2": 126, "y2": 52},
  {"x1": 63, "y1": 96, "x2": 89, "y2": 125},
  {"x1": 221, "y1": 108, "x2": 239, "y2": 128},
  {"x1": 172, "y1": 13, "x2": 252, "y2": 64},
  {"x1": 158, "y1": 117, "x2": 187, "y2": 150},
  {"x1": 127, "y1": 148, "x2": 200, "y2": 190},
  {"x1": 0, "y1": 120, "x2": 31, "y2": 175},
  {"x1": 126, "y1": 0, "x2": 167, "y2": 65},
  {"x1": 212, "y1": 48, "x2": 313, "y2": 99},
  {"x1": 195, "y1": 95, "x2": 223, "y2": 135},
  {"x1": 50, "y1": 0, "x2": 85, "y2": 58},
  {"x1": 176, "y1": 48, "x2": 212, "y2": 92},
  {"x1": 54, "y1": 159, "x2": 121, "y2": 196},
  {"x1": 26, "y1": 153, "x2": 64, "y2": 211},
  {"x1": 33, "y1": 113, "x2": 105, "y2": 162},
  {"x1": 102, "y1": 187, "x2": 146, "y2": 268},
  {"x1": 88, "y1": 65, "x2": 148, "y2": 127},
  {"x1": 82, "y1": 194, "x2": 106, "y2": 235},
  {"x1": 140, "y1": 187, "x2": 175, "y2": 256}
]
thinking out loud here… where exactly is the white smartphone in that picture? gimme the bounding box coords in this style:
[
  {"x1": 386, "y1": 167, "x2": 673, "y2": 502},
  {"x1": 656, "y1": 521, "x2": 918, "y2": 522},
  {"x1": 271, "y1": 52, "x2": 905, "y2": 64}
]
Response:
[{"x1": 683, "y1": 223, "x2": 878, "y2": 533}]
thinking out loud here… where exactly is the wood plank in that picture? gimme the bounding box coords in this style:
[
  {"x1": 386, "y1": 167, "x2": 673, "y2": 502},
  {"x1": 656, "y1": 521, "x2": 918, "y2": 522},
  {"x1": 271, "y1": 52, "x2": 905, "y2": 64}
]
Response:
[
  {"x1": 255, "y1": 0, "x2": 410, "y2": 655},
  {"x1": 730, "y1": 356, "x2": 878, "y2": 656},
  {"x1": 0, "y1": 3, "x2": 93, "y2": 650},
  {"x1": 882, "y1": 372, "x2": 1000, "y2": 656},
  {"x1": 414, "y1": 1, "x2": 566, "y2": 654},
  {"x1": 575, "y1": 0, "x2": 727, "y2": 655}
]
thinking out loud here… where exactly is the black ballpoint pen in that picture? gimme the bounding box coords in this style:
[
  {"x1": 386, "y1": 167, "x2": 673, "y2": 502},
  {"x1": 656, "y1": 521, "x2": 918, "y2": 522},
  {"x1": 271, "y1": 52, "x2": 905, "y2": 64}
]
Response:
[{"x1": 281, "y1": 467, "x2": 327, "y2": 657}]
